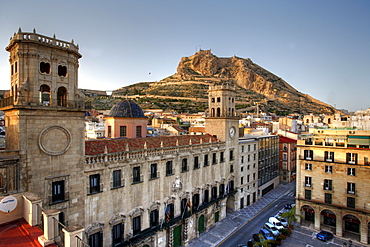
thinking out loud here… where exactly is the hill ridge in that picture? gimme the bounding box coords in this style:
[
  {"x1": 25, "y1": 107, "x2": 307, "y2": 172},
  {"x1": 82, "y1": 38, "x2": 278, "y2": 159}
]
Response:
[{"x1": 110, "y1": 50, "x2": 336, "y2": 115}]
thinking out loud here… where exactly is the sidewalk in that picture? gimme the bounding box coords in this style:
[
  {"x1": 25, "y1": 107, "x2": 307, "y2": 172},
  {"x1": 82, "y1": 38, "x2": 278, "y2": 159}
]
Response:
[{"x1": 187, "y1": 182, "x2": 296, "y2": 247}]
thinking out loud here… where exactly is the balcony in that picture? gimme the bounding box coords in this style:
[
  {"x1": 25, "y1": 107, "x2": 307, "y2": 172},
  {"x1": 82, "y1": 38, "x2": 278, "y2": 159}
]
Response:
[
  {"x1": 123, "y1": 225, "x2": 162, "y2": 246},
  {"x1": 346, "y1": 189, "x2": 356, "y2": 195},
  {"x1": 0, "y1": 96, "x2": 88, "y2": 109},
  {"x1": 49, "y1": 192, "x2": 69, "y2": 205},
  {"x1": 132, "y1": 175, "x2": 143, "y2": 184},
  {"x1": 323, "y1": 186, "x2": 333, "y2": 191},
  {"x1": 304, "y1": 182, "x2": 312, "y2": 188},
  {"x1": 111, "y1": 179, "x2": 125, "y2": 189}
]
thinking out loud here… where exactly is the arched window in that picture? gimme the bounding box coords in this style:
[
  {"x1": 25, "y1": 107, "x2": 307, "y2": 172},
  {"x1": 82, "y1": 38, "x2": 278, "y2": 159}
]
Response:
[
  {"x1": 216, "y1": 108, "x2": 220, "y2": 117},
  {"x1": 57, "y1": 87, "x2": 67, "y2": 106},
  {"x1": 40, "y1": 84, "x2": 51, "y2": 106},
  {"x1": 40, "y1": 62, "x2": 51, "y2": 74},
  {"x1": 58, "y1": 65, "x2": 67, "y2": 77}
]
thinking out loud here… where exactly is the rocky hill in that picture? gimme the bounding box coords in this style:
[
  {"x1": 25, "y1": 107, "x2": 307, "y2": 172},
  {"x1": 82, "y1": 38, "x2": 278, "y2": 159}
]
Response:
[{"x1": 108, "y1": 50, "x2": 336, "y2": 115}]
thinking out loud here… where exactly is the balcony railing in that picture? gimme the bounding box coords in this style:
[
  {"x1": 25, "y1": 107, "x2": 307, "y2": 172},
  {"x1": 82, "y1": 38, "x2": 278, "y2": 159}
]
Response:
[
  {"x1": 123, "y1": 225, "x2": 162, "y2": 246},
  {"x1": 122, "y1": 193, "x2": 232, "y2": 246},
  {"x1": 304, "y1": 182, "x2": 312, "y2": 188},
  {"x1": 132, "y1": 175, "x2": 143, "y2": 184},
  {"x1": 0, "y1": 96, "x2": 89, "y2": 109},
  {"x1": 111, "y1": 179, "x2": 125, "y2": 189},
  {"x1": 323, "y1": 186, "x2": 333, "y2": 191},
  {"x1": 76, "y1": 236, "x2": 89, "y2": 247},
  {"x1": 346, "y1": 189, "x2": 356, "y2": 195},
  {"x1": 49, "y1": 192, "x2": 69, "y2": 205}
]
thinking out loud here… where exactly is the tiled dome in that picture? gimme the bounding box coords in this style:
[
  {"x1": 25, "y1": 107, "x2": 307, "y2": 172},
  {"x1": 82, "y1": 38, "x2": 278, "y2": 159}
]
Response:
[{"x1": 108, "y1": 100, "x2": 146, "y2": 118}]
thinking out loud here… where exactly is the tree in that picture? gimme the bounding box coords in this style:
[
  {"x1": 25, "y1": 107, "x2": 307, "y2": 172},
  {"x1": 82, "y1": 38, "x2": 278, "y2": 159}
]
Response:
[
  {"x1": 281, "y1": 206, "x2": 301, "y2": 229},
  {"x1": 253, "y1": 239, "x2": 276, "y2": 247},
  {"x1": 252, "y1": 234, "x2": 276, "y2": 247}
]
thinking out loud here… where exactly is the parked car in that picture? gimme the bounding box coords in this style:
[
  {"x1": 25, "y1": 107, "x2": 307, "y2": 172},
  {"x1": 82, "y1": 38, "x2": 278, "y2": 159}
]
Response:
[
  {"x1": 316, "y1": 231, "x2": 334, "y2": 241},
  {"x1": 246, "y1": 239, "x2": 254, "y2": 247},
  {"x1": 275, "y1": 216, "x2": 289, "y2": 227},
  {"x1": 284, "y1": 203, "x2": 292, "y2": 209},
  {"x1": 268, "y1": 217, "x2": 285, "y2": 230},
  {"x1": 253, "y1": 233, "x2": 266, "y2": 243},
  {"x1": 264, "y1": 222, "x2": 281, "y2": 236},
  {"x1": 259, "y1": 229, "x2": 275, "y2": 241}
]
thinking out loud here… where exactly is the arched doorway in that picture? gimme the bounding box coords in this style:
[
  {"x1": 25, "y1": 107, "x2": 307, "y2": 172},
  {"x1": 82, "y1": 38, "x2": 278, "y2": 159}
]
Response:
[
  {"x1": 320, "y1": 209, "x2": 336, "y2": 233},
  {"x1": 198, "y1": 215, "x2": 205, "y2": 234},
  {"x1": 39, "y1": 84, "x2": 51, "y2": 106},
  {"x1": 57, "y1": 87, "x2": 67, "y2": 106},
  {"x1": 343, "y1": 214, "x2": 360, "y2": 241},
  {"x1": 301, "y1": 205, "x2": 315, "y2": 223}
]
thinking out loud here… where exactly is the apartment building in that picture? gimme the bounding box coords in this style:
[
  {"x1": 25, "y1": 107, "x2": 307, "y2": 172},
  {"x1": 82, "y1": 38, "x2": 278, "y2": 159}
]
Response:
[
  {"x1": 279, "y1": 136, "x2": 297, "y2": 183},
  {"x1": 238, "y1": 138, "x2": 259, "y2": 208},
  {"x1": 296, "y1": 128, "x2": 370, "y2": 244}
]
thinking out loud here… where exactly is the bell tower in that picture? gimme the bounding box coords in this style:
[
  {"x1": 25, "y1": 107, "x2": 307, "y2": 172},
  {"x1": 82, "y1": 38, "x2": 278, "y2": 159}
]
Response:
[
  {"x1": 5, "y1": 28, "x2": 82, "y2": 110},
  {"x1": 205, "y1": 82, "x2": 240, "y2": 211},
  {"x1": 1, "y1": 29, "x2": 86, "y2": 225},
  {"x1": 205, "y1": 82, "x2": 239, "y2": 143}
]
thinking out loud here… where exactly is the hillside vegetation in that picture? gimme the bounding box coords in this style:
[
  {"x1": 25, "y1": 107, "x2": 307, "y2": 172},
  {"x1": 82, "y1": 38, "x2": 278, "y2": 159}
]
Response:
[{"x1": 87, "y1": 50, "x2": 337, "y2": 115}]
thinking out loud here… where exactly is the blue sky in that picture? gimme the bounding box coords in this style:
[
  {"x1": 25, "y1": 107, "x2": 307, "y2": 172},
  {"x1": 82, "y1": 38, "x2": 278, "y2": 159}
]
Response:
[{"x1": 0, "y1": 0, "x2": 369, "y2": 112}]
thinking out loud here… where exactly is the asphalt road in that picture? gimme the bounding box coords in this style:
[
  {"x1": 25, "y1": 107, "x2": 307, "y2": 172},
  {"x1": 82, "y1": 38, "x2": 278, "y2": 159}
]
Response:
[{"x1": 218, "y1": 188, "x2": 296, "y2": 247}]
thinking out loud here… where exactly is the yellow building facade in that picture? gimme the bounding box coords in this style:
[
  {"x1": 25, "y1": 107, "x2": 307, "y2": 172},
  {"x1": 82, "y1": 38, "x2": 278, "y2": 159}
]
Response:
[{"x1": 296, "y1": 128, "x2": 370, "y2": 244}]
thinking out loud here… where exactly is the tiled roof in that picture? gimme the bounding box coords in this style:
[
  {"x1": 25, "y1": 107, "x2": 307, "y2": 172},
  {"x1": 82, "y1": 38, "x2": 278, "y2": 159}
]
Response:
[
  {"x1": 189, "y1": 127, "x2": 206, "y2": 132},
  {"x1": 85, "y1": 134, "x2": 219, "y2": 155},
  {"x1": 279, "y1": 136, "x2": 297, "y2": 143}
]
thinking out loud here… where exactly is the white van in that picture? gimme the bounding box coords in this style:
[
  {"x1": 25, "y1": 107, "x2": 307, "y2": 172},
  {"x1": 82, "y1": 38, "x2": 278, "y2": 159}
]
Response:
[{"x1": 268, "y1": 217, "x2": 285, "y2": 230}]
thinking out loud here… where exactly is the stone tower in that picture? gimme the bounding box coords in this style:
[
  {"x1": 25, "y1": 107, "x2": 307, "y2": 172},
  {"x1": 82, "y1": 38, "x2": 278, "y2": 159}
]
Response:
[
  {"x1": 1, "y1": 29, "x2": 86, "y2": 225},
  {"x1": 205, "y1": 82, "x2": 239, "y2": 143},
  {"x1": 205, "y1": 82, "x2": 240, "y2": 210}
]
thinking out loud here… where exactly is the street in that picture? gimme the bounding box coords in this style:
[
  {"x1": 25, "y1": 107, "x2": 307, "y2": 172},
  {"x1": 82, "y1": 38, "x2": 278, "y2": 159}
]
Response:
[{"x1": 218, "y1": 188, "x2": 295, "y2": 246}]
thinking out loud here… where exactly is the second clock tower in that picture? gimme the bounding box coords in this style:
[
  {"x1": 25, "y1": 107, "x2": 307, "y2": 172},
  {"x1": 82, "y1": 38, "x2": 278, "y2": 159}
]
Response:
[
  {"x1": 205, "y1": 82, "x2": 239, "y2": 145},
  {"x1": 205, "y1": 82, "x2": 240, "y2": 211}
]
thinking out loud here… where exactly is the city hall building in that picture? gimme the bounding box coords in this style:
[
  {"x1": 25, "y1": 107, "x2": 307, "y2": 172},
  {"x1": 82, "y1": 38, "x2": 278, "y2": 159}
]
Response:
[{"x1": 0, "y1": 29, "x2": 279, "y2": 247}]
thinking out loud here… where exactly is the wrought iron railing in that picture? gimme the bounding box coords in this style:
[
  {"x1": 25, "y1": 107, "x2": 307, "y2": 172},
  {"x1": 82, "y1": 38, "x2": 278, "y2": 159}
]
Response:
[
  {"x1": 36, "y1": 204, "x2": 44, "y2": 231},
  {"x1": 52, "y1": 217, "x2": 67, "y2": 246},
  {"x1": 76, "y1": 236, "x2": 89, "y2": 247},
  {"x1": 120, "y1": 193, "x2": 231, "y2": 246}
]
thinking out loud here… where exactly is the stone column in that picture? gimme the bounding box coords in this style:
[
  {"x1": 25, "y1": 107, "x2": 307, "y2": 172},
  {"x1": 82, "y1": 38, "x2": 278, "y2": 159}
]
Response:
[
  {"x1": 336, "y1": 209, "x2": 343, "y2": 237},
  {"x1": 360, "y1": 215, "x2": 368, "y2": 244},
  {"x1": 63, "y1": 225, "x2": 85, "y2": 247},
  {"x1": 22, "y1": 192, "x2": 42, "y2": 226},
  {"x1": 38, "y1": 209, "x2": 60, "y2": 246},
  {"x1": 314, "y1": 205, "x2": 321, "y2": 230}
]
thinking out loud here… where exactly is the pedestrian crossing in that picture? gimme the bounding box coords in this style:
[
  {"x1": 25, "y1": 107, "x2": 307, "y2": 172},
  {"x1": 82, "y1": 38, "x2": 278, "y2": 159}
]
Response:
[{"x1": 285, "y1": 191, "x2": 295, "y2": 197}]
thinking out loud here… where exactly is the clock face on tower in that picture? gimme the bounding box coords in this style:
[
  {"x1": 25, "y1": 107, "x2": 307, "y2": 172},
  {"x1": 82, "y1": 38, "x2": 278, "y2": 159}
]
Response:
[{"x1": 229, "y1": 126, "x2": 236, "y2": 138}]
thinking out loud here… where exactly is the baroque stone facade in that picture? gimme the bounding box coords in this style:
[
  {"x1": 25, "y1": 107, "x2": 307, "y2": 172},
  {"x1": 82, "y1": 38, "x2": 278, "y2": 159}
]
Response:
[{"x1": 0, "y1": 29, "x2": 280, "y2": 247}]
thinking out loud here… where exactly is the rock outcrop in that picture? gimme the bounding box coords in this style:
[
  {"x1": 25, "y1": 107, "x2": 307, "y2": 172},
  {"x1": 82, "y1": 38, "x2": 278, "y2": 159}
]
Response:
[
  {"x1": 173, "y1": 50, "x2": 336, "y2": 114},
  {"x1": 113, "y1": 50, "x2": 337, "y2": 115}
]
